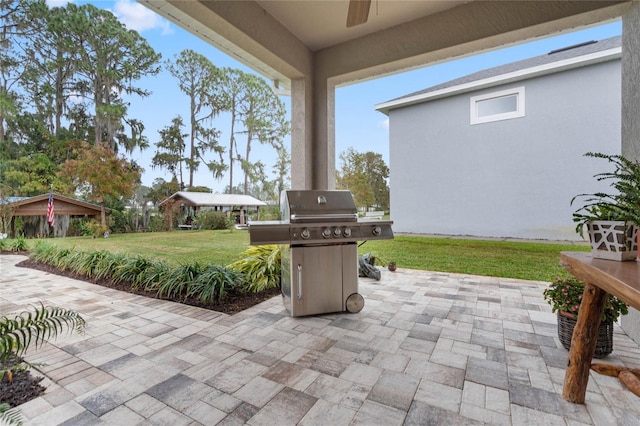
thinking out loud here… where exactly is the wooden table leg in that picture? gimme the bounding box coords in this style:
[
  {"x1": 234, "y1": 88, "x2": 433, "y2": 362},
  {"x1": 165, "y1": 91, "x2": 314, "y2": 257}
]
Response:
[{"x1": 562, "y1": 283, "x2": 608, "y2": 403}]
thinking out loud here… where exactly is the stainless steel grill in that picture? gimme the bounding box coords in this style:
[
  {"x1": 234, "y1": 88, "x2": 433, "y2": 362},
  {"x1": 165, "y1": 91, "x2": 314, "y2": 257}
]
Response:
[{"x1": 248, "y1": 190, "x2": 393, "y2": 316}]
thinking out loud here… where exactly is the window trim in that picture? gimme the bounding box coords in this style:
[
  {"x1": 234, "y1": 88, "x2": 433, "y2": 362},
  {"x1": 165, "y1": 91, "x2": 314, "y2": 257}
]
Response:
[{"x1": 470, "y1": 87, "x2": 525, "y2": 125}]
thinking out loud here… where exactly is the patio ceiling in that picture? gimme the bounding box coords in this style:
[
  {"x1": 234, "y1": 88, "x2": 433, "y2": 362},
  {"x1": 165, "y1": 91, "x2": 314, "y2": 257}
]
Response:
[{"x1": 140, "y1": 1, "x2": 628, "y2": 89}]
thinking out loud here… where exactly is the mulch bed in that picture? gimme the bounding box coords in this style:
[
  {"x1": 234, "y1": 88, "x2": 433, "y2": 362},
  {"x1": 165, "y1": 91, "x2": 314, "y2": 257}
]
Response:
[
  {"x1": 0, "y1": 355, "x2": 46, "y2": 408},
  {"x1": 14, "y1": 258, "x2": 281, "y2": 315},
  {"x1": 2, "y1": 254, "x2": 281, "y2": 409}
]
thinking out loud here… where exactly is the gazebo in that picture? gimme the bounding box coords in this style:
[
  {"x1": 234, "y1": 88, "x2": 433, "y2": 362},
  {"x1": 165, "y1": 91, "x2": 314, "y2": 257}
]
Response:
[
  {"x1": 2, "y1": 193, "x2": 104, "y2": 238},
  {"x1": 159, "y1": 191, "x2": 267, "y2": 225}
]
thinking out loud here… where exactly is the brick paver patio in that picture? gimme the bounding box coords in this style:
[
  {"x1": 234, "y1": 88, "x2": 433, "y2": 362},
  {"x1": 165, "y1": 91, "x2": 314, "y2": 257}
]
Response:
[{"x1": 1, "y1": 254, "x2": 640, "y2": 425}]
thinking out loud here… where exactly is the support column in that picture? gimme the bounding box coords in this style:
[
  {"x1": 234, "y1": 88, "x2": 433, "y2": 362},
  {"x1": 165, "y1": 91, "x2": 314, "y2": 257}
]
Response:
[
  {"x1": 620, "y1": 0, "x2": 640, "y2": 346},
  {"x1": 622, "y1": 1, "x2": 640, "y2": 161},
  {"x1": 311, "y1": 74, "x2": 336, "y2": 190},
  {"x1": 290, "y1": 74, "x2": 336, "y2": 191}
]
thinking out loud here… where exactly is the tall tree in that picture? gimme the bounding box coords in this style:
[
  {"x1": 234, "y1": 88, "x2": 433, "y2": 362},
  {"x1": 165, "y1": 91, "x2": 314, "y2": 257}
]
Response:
[
  {"x1": 2, "y1": 152, "x2": 69, "y2": 196},
  {"x1": 19, "y1": 3, "x2": 77, "y2": 138},
  {"x1": 238, "y1": 73, "x2": 289, "y2": 194},
  {"x1": 152, "y1": 116, "x2": 187, "y2": 188},
  {"x1": 336, "y1": 148, "x2": 390, "y2": 211},
  {"x1": 146, "y1": 177, "x2": 180, "y2": 206},
  {"x1": 221, "y1": 68, "x2": 249, "y2": 194},
  {"x1": 60, "y1": 141, "x2": 141, "y2": 226},
  {"x1": 272, "y1": 141, "x2": 290, "y2": 203},
  {"x1": 64, "y1": 3, "x2": 161, "y2": 151},
  {"x1": 0, "y1": 0, "x2": 47, "y2": 145},
  {"x1": 166, "y1": 49, "x2": 226, "y2": 188}
]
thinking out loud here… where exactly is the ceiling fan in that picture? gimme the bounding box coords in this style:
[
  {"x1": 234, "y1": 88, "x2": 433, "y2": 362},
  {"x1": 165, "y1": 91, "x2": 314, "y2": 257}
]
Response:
[{"x1": 346, "y1": 0, "x2": 371, "y2": 28}]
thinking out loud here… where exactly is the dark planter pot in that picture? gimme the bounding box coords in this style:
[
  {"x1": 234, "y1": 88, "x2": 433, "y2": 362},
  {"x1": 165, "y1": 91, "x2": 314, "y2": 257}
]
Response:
[
  {"x1": 388, "y1": 262, "x2": 396, "y2": 272},
  {"x1": 557, "y1": 311, "x2": 613, "y2": 358}
]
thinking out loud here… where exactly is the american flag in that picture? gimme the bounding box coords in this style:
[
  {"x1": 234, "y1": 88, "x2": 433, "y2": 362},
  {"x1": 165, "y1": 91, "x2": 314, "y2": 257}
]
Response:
[{"x1": 47, "y1": 187, "x2": 55, "y2": 228}]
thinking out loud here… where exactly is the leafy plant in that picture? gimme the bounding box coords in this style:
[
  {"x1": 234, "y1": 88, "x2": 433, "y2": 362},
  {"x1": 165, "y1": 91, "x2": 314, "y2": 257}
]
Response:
[
  {"x1": 229, "y1": 245, "x2": 281, "y2": 293},
  {"x1": 195, "y1": 211, "x2": 230, "y2": 230},
  {"x1": 543, "y1": 277, "x2": 628, "y2": 322},
  {"x1": 30, "y1": 241, "x2": 60, "y2": 265},
  {"x1": 187, "y1": 265, "x2": 243, "y2": 304},
  {"x1": 156, "y1": 262, "x2": 203, "y2": 299},
  {"x1": 0, "y1": 303, "x2": 86, "y2": 365},
  {"x1": 0, "y1": 403, "x2": 23, "y2": 426},
  {"x1": 111, "y1": 255, "x2": 155, "y2": 288},
  {"x1": 571, "y1": 152, "x2": 640, "y2": 235},
  {"x1": 10, "y1": 237, "x2": 27, "y2": 252},
  {"x1": 139, "y1": 260, "x2": 172, "y2": 291},
  {"x1": 0, "y1": 304, "x2": 86, "y2": 425}
]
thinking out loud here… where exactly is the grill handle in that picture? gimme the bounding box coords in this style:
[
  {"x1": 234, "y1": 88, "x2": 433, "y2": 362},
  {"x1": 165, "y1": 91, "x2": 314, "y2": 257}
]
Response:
[
  {"x1": 297, "y1": 264, "x2": 302, "y2": 300},
  {"x1": 290, "y1": 213, "x2": 358, "y2": 222}
]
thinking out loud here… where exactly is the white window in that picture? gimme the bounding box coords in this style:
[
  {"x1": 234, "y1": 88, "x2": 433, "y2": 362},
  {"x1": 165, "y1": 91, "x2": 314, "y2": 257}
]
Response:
[{"x1": 470, "y1": 87, "x2": 525, "y2": 125}]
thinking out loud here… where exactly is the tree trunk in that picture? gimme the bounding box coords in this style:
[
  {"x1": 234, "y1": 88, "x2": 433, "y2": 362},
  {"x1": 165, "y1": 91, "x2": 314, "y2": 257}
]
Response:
[
  {"x1": 228, "y1": 109, "x2": 236, "y2": 194},
  {"x1": 244, "y1": 130, "x2": 252, "y2": 195},
  {"x1": 101, "y1": 203, "x2": 106, "y2": 227}
]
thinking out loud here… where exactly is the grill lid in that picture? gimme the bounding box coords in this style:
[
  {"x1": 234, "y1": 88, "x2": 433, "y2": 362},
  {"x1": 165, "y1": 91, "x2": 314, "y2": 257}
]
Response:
[{"x1": 282, "y1": 190, "x2": 358, "y2": 223}]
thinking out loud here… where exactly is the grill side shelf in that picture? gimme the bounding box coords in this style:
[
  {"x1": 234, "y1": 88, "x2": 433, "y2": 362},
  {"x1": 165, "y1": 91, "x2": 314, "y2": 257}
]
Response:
[{"x1": 248, "y1": 221, "x2": 291, "y2": 245}]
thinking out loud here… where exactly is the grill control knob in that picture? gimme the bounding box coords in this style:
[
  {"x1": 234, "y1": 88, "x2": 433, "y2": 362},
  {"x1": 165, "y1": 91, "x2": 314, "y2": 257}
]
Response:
[
  {"x1": 372, "y1": 226, "x2": 382, "y2": 236},
  {"x1": 333, "y1": 228, "x2": 342, "y2": 237},
  {"x1": 343, "y1": 228, "x2": 352, "y2": 238},
  {"x1": 301, "y1": 229, "x2": 311, "y2": 239},
  {"x1": 322, "y1": 228, "x2": 331, "y2": 239}
]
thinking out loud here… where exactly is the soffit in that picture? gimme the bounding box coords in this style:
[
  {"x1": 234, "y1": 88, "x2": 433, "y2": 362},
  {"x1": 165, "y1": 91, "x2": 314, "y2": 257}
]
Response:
[
  {"x1": 139, "y1": 1, "x2": 629, "y2": 89},
  {"x1": 255, "y1": 0, "x2": 466, "y2": 51}
]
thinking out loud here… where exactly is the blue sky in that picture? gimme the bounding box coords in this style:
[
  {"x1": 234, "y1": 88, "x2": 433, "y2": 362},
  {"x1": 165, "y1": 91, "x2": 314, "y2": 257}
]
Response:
[{"x1": 48, "y1": 1, "x2": 622, "y2": 192}]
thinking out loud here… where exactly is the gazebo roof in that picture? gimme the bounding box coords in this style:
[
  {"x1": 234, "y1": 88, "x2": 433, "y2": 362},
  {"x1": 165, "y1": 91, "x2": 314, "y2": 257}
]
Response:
[
  {"x1": 159, "y1": 191, "x2": 267, "y2": 208},
  {"x1": 3, "y1": 193, "x2": 105, "y2": 217}
]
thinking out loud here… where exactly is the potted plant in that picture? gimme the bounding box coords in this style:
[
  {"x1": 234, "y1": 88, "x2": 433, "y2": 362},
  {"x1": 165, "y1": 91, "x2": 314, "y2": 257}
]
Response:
[
  {"x1": 571, "y1": 152, "x2": 640, "y2": 261},
  {"x1": 543, "y1": 277, "x2": 628, "y2": 357}
]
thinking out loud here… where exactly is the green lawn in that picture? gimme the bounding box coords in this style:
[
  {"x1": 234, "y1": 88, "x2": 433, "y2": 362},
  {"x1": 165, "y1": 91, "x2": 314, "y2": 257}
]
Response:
[
  {"x1": 34, "y1": 230, "x2": 251, "y2": 267},
  {"x1": 9, "y1": 230, "x2": 589, "y2": 282}
]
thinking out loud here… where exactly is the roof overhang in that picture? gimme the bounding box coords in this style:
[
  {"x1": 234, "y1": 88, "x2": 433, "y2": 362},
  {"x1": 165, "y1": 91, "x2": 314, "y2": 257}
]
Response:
[
  {"x1": 375, "y1": 46, "x2": 622, "y2": 114},
  {"x1": 6, "y1": 193, "x2": 106, "y2": 217},
  {"x1": 139, "y1": 1, "x2": 630, "y2": 91}
]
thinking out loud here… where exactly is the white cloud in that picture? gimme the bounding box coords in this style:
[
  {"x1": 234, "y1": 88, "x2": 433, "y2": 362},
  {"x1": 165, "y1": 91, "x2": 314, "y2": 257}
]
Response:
[
  {"x1": 112, "y1": 0, "x2": 172, "y2": 35},
  {"x1": 378, "y1": 118, "x2": 389, "y2": 130}
]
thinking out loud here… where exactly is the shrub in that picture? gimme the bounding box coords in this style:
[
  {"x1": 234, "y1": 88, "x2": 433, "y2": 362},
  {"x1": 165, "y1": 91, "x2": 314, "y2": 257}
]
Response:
[
  {"x1": 187, "y1": 265, "x2": 244, "y2": 304},
  {"x1": 147, "y1": 215, "x2": 164, "y2": 232},
  {"x1": 30, "y1": 241, "x2": 59, "y2": 265},
  {"x1": 196, "y1": 211, "x2": 231, "y2": 230},
  {"x1": 229, "y1": 245, "x2": 281, "y2": 293},
  {"x1": 112, "y1": 255, "x2": 160, "y2": 289},
  {"x1": 82, "y1": 220, "x2": 109, "y2": 238},
  {"x1": 156, "y1": 262, "x2": 203, "y2": 299},
  {"x1": 10, "y1": 237, "x2": 27, "y2": 252}
]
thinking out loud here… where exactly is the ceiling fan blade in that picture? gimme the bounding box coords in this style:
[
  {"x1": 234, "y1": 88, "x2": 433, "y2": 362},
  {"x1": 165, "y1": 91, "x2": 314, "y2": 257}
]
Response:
[{"x1": 346, "y1": 0, "x2": 371, "y2": 28}]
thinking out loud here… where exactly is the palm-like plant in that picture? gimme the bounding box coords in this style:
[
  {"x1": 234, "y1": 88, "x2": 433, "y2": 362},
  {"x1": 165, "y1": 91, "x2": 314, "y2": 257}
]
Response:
[
  {"x1": 1, "y1": 303, "x2": 86, "y2": 425},
  {"x1": 1, "y1": 303, "x2": 86, "y2": 373},
  {"x1": 229, "y1": 245, "x2": 281, "y2": 293}
]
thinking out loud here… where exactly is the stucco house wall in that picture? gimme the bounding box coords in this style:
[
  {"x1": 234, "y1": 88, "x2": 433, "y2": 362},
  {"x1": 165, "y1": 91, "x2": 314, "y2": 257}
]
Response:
[{"x1": 384, "y1": 49, "x2": 620, "y2": 241}]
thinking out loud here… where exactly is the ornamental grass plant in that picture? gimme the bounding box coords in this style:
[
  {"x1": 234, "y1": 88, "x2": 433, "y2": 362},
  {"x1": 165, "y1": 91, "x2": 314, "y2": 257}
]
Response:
[{"x1": 543, "y1": 277, "x2": 628, "y2": 323}]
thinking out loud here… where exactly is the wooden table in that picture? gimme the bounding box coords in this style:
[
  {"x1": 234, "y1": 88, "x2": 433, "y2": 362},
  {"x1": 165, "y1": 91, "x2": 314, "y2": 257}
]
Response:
[{"x1": 559, "y1": 252, "x2": 640, "y2": 403}]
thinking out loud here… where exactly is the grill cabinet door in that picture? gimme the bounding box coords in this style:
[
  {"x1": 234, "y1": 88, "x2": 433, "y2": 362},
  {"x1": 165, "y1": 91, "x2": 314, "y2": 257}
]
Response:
[{"x1": 285, "y1": 245, "x2": 346, "y2": 316}]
